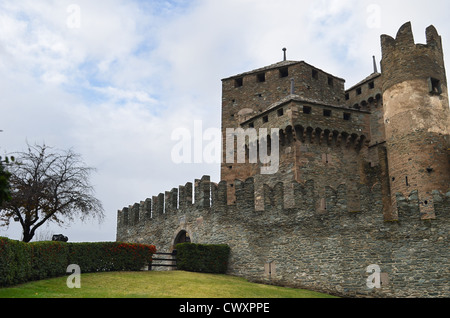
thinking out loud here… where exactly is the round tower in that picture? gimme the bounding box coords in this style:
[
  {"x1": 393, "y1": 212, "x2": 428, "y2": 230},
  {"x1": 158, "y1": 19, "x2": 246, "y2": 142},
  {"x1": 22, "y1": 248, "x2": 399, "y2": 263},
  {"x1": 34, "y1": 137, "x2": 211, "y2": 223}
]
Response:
[{"x1": 381, "y1": 22, "x2": 450, "y2": 220}]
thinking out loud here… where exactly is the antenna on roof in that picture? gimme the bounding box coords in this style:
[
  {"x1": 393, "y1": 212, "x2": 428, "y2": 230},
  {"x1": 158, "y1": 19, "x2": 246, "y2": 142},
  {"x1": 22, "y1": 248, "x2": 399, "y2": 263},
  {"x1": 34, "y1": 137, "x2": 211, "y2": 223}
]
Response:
[
  {"x1": 372, "y1": 55, "x2": 378, "y2": 73},
  {"x1": 283, "y1": 48, "x2": 287, "y2": 61}
]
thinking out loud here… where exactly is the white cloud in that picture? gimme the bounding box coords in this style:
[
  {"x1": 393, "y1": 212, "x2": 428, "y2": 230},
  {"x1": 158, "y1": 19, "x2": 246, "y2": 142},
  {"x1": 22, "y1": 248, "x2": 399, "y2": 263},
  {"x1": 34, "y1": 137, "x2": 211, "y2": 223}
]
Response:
[{"x1": 1, "y1": 0, "x2": 449, "y2": 241}]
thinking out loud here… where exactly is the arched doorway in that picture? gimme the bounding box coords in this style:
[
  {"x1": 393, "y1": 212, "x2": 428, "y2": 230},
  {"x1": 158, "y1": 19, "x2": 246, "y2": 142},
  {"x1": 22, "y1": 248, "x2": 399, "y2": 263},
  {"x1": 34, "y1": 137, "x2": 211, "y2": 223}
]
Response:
[{"x1": 174, "y1": 230, "x2": 191, "y2": 245}]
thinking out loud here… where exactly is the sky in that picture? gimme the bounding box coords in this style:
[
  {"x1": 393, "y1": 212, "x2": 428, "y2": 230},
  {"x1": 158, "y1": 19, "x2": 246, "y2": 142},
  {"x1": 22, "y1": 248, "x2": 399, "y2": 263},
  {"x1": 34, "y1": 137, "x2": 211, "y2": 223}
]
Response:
[{"x1": 1, "y1": 0, "x2": 449, "y2": 242}]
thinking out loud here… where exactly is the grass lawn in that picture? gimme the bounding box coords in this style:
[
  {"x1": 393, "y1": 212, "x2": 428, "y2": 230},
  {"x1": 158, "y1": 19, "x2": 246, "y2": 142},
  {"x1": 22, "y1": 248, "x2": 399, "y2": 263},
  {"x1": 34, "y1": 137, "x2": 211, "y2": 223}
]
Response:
[{"x1": 0, "y1": 271, "x2": 337, "y2": 298}]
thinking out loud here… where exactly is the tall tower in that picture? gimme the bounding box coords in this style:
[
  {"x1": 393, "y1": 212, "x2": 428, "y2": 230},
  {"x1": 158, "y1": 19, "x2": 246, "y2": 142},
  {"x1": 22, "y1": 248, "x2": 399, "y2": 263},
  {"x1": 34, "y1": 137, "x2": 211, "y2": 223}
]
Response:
[{"x1": 381, "y1": 22, "x2": 450, "y2": 219}]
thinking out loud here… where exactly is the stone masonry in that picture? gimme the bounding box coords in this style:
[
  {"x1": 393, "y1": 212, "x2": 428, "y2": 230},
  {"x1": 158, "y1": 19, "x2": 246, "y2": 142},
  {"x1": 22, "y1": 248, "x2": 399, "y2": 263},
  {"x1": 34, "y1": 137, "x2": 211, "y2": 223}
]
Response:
[{"x1": 117, "y1": 22, "x2": 450, "y2": 298}]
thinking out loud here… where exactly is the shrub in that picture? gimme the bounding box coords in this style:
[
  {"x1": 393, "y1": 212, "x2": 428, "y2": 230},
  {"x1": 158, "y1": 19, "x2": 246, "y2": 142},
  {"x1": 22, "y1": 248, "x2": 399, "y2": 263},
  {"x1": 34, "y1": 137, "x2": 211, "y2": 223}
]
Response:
[
  {"x1": 30, "y1": 241, "x2": 69, "y2": 281},
  {"x1": 0, "y1": 237, "x2": 156, "y2": 287},
  {"x1": 176, "y1": 243, "x2": 230, "y2": 274}
]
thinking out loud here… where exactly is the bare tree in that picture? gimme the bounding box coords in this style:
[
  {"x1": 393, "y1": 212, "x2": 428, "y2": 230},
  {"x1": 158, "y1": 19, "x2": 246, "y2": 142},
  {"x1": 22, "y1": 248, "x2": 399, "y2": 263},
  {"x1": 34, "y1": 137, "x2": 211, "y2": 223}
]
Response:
[{"x1": 0, "y1": 143, "x2": 104, "y2": 242}]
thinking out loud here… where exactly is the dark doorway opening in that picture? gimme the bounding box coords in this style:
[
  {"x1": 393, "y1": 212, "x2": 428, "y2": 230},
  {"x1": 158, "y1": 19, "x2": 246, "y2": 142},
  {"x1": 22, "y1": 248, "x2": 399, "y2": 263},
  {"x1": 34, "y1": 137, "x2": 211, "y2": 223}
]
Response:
[{"x1": 174, "y1": 230, "x2": 191, "y2": 245}]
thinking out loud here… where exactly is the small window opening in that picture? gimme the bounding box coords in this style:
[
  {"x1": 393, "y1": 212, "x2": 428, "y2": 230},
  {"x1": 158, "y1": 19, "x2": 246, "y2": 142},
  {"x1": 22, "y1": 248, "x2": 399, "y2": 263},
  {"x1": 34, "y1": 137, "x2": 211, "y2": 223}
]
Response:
[
  {"x1": 323, "y1": 109, "x2": 332, "y2": 117},
  {"x1": 312, "y1": 69, "x2": 319, "y2": 80},
  {"x1": 343, "y1": 113, "x2": 351, "y2": 121},
  {"x1": 277, "y1": 108, "x2": 284, "y2": 117},
  {"x1": 356, "y1": 87, "x2": 362, "y2": 95},
  {"x1": 345, "y1": 93, "x2": 350, "y2": 100},
  {"x1": 235, "y1": 78, "x2": 243, "y2": 88},
  {"x1": 328, "y1": 77, "x2": 334, "y2": 86},
  {"x1": 303, "y1": 106, "x2": 312, "y2": 114},
  {"x1": 429, "y1": 77, "x2": 442, "y2": 95},
  {"x1": 263, "y1": 115, "x2": 269, "y2": 123},
  {"x1": 249, "y1": 122, "x2": 254, "y2": 128},
  {"x1": 405, "y1": 176, "x2": 409, "y2": 186},
  {"x1": 257, "y1": 73, "x2": 266, "y2": 83},
  {"x1": 279, "y1": 67, "x2": 289, "y2": 78},
  {"x1": 368, "y1": 81, "x2": 375, "y2": 89}
]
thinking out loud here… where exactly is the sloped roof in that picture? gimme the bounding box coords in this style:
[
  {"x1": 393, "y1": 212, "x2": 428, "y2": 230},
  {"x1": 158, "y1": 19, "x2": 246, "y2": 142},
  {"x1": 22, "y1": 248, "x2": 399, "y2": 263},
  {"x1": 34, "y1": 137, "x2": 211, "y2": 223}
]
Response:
[
  {"x1": 222, "y1": 60, "x2": 302, "y2": 81},
  {"x1": 346, "y1": 72, "x2": 381, "y2": 92}
]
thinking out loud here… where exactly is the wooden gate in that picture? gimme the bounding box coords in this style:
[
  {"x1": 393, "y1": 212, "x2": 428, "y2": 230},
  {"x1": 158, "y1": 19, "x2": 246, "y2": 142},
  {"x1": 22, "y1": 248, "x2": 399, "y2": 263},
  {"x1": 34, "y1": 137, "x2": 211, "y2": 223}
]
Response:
[{"x1": 150, "y1": 251, "x2": 177, "y2": 270}]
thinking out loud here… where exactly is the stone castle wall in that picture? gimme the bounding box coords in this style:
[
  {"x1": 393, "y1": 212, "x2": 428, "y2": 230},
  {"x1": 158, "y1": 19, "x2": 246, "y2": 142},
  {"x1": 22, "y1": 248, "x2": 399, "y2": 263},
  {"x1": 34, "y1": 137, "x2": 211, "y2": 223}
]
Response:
[{"x1": 116, "y1": 176, "x2": 450, "y2": 298}]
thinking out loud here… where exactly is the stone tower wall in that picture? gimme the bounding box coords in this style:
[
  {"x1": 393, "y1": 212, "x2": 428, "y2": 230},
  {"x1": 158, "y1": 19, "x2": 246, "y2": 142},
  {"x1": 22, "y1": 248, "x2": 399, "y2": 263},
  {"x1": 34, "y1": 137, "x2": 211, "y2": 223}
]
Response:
[{"x1": 381, "y1": 22, "x2": 450, "y2": 220}]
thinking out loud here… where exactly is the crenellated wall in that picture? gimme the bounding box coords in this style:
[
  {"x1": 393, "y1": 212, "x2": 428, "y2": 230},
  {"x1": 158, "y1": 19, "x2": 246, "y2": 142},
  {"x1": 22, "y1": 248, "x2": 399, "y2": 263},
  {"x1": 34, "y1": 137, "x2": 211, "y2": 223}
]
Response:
[
  {"x1": 116, "y1": 22, "x2": 449, "y2": 298},
  {"x1": 116, "y1": 176, "x2": 450, "y2": 298}
]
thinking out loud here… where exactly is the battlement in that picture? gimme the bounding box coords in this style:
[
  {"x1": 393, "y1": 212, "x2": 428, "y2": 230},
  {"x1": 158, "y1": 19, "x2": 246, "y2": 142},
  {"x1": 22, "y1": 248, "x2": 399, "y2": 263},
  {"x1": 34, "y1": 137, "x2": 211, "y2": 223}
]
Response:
[
  {"x1": 116, "y1": 175, "x2": 449, "y2": 229},
  {"x1": 239, "y1": 97, "x2": 371, "y2": 150},
  {"x1": 381, "y1": 22, "x2": 447, "y2": 91},
  {"x1": 381, "y1": 22, "x2": 443, "y2": 55}
]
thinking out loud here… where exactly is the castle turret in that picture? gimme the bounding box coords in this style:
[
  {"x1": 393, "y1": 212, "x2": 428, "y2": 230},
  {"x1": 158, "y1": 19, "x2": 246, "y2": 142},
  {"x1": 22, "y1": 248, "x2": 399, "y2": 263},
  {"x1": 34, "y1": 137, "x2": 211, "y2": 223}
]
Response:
[{"x1": 381, "y1": 22, "x2": 450, "y2": 219}]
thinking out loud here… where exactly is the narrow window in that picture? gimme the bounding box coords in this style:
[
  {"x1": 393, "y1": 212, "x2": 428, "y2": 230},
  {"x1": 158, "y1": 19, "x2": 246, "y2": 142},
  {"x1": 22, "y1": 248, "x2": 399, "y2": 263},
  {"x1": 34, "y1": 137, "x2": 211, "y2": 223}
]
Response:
[
  {"x1": 343, "y1": 113, "x2": 351, "y2": 121},
  {"x1": 257, "y1": 73, "x2": 266, "y2": 83},
  {"x1": 345, "y1": 93, "x2": 350, "y2": 100},
  {"x1": 368, "y1": 81, "x2": 375, "y2": 89},
  {"x1": 249, "y1": 122, "x2": 254, "y2": 128},
  {"x1": 429, "y1": 77, "x2": 442, "y2": 95},
  {"x1": 312, "y1": 69, "x2": 319, "y2": 80},
  {"x1": 279, "y1": 67, "x2": 289, "y2": 78},
  {"x1": 235, "y1": 78, "x2": 243, "y2": 88},
  {"x1": 328, "y1": 77, "x2": 333, "y2": 86},
  {"x1": 277, "y1": 108, "x2": 284, "y2": 117},
  {"x1": 323, "y1": 109, "x2": 332, "y2": 117},
  {"x1": 356, "y1": 87, "x2": 362, "y2": 95},
  {"x1": 405, "y1": 176, "x2": 409, "y2": 186},
  {"x1": 303, "y1": 106, "x2": 312, "y2": 114},
  {"x1": 263, "y1": 115, "x2": 269, "y2": 123}
]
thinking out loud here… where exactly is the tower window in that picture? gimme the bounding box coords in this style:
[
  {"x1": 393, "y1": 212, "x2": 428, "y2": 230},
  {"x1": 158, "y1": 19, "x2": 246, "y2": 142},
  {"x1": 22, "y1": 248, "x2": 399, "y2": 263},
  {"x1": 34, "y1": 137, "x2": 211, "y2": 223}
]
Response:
[
  {"x1": 249, "y1": 122, "x2": 254, "y2": 128},
  {"x1": 312, "y1": 69, "x2": 319, "y2": 80},
  {"x1": 257, "y1": 73, "x2": 266, "y2": 83},
  {"x1": 368, "y1": 81, "x2": 375, "y2": 89},
  {"x1": 303, "y1": 106, "x2": 312, "y2": 114},
  {"x1": 263, "y1": 115, "x2": 269, "y2": 123},
  {"x1": 343, "y1": 113, "x2": 351, "y2": 121},
  {"x1": 277, "y1": 108, "x2": 284, "y2": 117},
  {"x1": 235, "y1": 77, "x2": 243, "y2": 88},
  {"x1": 323, "y1": 109, "x2": 332, "y2": 117},
  {"x1": 429, "y1": 77, "x2": 442, "y2": 95},
  {"x1": 356, "y1": 87, "x2": 362, "y2": 95},
  {"x1": 328, "y1": 77, "x2": 334, "y2": 86},
  {"x1": 345, "y1": 93, "x2": 350, "y2": 100},
  {"x1": 279, "y1": 67, "x2": 289, "y2": 78}
]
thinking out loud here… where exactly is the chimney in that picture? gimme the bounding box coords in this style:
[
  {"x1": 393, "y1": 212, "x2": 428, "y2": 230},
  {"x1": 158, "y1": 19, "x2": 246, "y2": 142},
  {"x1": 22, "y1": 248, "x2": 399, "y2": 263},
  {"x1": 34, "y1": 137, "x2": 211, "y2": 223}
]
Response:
[{"x1": 373, "y1": 55, "x2": 378, "y2": 73}]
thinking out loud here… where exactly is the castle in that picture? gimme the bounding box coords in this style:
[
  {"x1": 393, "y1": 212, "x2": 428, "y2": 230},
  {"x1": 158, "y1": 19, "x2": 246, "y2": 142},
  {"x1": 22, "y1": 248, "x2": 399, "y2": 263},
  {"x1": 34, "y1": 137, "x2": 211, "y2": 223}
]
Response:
[{"x1": 116, "y1": 22, "x2": 450, "y2": 298}]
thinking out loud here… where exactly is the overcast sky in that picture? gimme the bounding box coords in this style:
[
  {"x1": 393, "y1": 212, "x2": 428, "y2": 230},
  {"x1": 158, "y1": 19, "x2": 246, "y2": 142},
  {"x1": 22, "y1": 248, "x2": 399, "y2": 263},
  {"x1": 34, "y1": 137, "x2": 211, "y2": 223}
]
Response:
[{"x1": 1, "y1": 0, "x2": 449, "y2": 242}]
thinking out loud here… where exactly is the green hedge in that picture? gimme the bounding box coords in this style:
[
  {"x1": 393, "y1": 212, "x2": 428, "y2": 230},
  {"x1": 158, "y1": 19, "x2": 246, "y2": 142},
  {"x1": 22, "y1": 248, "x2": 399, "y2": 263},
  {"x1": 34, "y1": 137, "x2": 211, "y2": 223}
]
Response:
[
  {"x1": 0, "y1": 237, "x2": 156, "y2": 287},
  {"x1": 175, "y1": 243, "x2": 230, "y2": 274}
]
